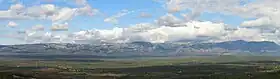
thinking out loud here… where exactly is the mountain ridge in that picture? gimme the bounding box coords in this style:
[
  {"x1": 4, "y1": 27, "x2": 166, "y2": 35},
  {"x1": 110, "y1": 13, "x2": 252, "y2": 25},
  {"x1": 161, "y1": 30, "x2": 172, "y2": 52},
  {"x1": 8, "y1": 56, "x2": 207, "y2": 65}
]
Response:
[{"x1": 0, "y1": 40, "x2": 279, "y2": 56}]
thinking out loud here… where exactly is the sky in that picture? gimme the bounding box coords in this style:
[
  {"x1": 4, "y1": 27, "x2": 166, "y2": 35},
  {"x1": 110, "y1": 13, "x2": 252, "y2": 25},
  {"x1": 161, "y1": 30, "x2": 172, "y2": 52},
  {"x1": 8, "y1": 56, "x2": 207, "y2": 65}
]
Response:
[{"x1": 0, "y1": 0, "x2": 280, "y2": 45}]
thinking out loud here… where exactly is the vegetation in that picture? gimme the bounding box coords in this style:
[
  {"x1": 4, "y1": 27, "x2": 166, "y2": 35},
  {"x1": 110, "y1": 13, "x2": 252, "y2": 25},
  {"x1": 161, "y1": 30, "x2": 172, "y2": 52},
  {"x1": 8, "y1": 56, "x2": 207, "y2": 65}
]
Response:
[{"x1": 0, "y1": 56, "x2": 280, "y2": 79}]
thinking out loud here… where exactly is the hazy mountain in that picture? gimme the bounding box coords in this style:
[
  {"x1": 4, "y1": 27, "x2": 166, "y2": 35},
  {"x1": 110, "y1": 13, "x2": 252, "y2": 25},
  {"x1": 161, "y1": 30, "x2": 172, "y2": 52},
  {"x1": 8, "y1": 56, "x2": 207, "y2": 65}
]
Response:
[
  {"x1": 190, "y1": 40, "x2": 280, "y2": 53},
  {"x1": 0, "y1": 40, "x2": 279, "y2": 57}
]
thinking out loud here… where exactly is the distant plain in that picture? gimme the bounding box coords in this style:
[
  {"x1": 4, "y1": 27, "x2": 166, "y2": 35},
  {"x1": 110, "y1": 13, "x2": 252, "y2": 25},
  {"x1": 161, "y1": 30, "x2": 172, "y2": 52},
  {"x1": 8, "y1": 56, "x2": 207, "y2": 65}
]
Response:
[{"x1": 1, "y1": 55, "x2": 280, "y2": 79}]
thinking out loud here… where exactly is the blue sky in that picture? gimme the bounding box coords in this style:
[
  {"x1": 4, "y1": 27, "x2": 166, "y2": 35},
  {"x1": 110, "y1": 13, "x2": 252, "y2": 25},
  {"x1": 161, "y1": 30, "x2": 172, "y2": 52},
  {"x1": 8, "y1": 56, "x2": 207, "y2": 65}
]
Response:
[
  {"x1": 1, "y1": 0, "x2": 270, "y2": 44},
  {"x1": 0, "y1": 0, "x2": 246, "y2": 30}
]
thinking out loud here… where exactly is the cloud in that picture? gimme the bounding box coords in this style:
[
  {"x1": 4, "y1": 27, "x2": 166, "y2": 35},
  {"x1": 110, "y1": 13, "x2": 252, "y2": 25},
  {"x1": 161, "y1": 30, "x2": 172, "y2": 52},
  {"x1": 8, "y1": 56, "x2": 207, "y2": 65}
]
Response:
[
  {"x1": 165, "y1": 0, "x2": 184, "y2": 13},
  {"x1": 0, "y1": 4, "x2": 56, "y2": 20},
  {"x1": 155, "y1": 14, "x2": 183, "y2": 27},
  {"x1": 10, "y1": 3, "x2": 24, "y2": 12},
  {"x1": 6, "y1": 0, "x2": 280, "y2": 44},
  {"x1": 181, "y1": 10, "x2": 201, "y2": 21},
  {"x1": 241, "y1": 17, "x2": 273, "y2": 28},
  {"x1": 25, "y1": 4, "x2": 56, "y2": 19},
  {"x1": 6, "y1": 21, "x2": 18, "y2": 28},
  {"x1": 75, "y1": 0, "x2": 87, "y2": 6},
  {"x1": 77, "y1": 4, "x2": 100, "y2": 16},
  {"x1": 165, "y1": 0, "x2": 242, "y2": 13},
  {"x1": 139, "y1": 12, "x2": 152, "y2": 18},
  {"x1": 0, "y1": 3, "x2": 100, "y2": 21},
  {"x1": 104, "y1": 10, "x2": 134, "y2": 24},
  {"x1": 0, "y1": 11, "x2": 30, "y2": 20},
  {"x1": 13, "y1": 30, "x2": 74, "y2": 44},
  {"x1": 165, "y1": 0, "x2": 280, "y2": 27},
  {"x1": 219, "y1": 27, "x2": 264, "y2": 42},
  {"x1": 12, "y1": 20, "x2": 229, "y2": 44},
  {"x1": 71, "y1": 21, "x2": 227, "y2": 43},
  {"x1": 52, "y1": 8, "x2": 77, "y2": 23},
  {"x1": 31, "y1": 24, "x2": 45, "y2": 31},
  {"x1": 51, "y1": 22, "x2": 69, "y2": 31},
  {"x1": 10, "y1": 20, "x2": 280, "y2": 44},
  {"x1": 159, "y1": 0, "x2": 280, "y2": 43}
]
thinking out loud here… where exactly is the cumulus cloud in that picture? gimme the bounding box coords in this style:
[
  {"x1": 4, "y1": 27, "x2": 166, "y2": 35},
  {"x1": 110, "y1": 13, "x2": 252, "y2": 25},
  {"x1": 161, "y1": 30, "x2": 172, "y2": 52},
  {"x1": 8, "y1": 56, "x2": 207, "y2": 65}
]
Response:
[
  {"x1": 51, "y1": 22, "x2": 69, "y2": 31},
  {"x1": 52, "y1": 8, "x2": 77, "y2": 23},
  {"x1": 13, "y1": 30, "x2": 74, "y2": 44},
  {"x1": 21, "y1": 4, "x2": 57, "y2": 19},
  {"x1": 0, "y1": 3, "x2": 100, "y2": 21},
  {"x1": 0, "y1": 4, "x2": 55, "y2": 20},
  {"x1": 6, "y1": 21, "x2": 18, "y2": 28},
  {"x1": 165, "y1": 0, "x2": 280, "y2": 27},
  {"x1": 219, "y1": 28, "x2": 264, "y2": 42},
  {"x1": 10, "y1": 3, "x2": 24, "y2": 13},
  {"x1": 31, "y1": 24, "x2": 45, "y2": 31},
  {"x1": 158, "y1": 0, "x2": 280, "y2": 43},
  {"x1": 237, "y1": 0, "x2": 280, "y2": 29},
  {"x1": 165, "y1": 0, "x2": 241, "y2": 14},
  {"x1": 181, "y1": 10, "x2": 201, "y2": 21},
  {"x1": 77, "y1": 4, "x2": 100, "y2": 16},
  {"x1": 11, "y1": 20, "x2": 280, "y2": 44},
  {"x1": 75, "y1": 0, "x2": 88, "y2": 6},
  {"x1": 155, "y1": 14, "x2": 183, "y2": 27},
  {"x1": 70, "y1": 21, "x2": 228, "y2": 43},
  {"x1": 12, "y1": 20, "x2": 230, "y2": 44},
  {"x1": 0, "y1": 10, "x2": 30, "y2": 20},
  {"x1": 241, "y1": 17, "x2": 273, "y2": 28},
  {"x1": 6, "y1": 0, "x2": 280, "y2": 44}
]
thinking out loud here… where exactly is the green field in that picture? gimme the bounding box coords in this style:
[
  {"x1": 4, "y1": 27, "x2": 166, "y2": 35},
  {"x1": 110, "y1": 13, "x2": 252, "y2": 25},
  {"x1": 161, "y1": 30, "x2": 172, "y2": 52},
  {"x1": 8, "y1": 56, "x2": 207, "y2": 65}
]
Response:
[{"x1": 1, "y1": 56, "x2": 280, "y2": 79}]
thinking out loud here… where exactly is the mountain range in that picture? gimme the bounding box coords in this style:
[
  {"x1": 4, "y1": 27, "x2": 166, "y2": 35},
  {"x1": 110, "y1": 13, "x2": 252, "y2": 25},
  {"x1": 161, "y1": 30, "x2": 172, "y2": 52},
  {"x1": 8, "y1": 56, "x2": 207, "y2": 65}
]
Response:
[{"x1": 0, "y1": 40, "x2": 279, "y2": 57}]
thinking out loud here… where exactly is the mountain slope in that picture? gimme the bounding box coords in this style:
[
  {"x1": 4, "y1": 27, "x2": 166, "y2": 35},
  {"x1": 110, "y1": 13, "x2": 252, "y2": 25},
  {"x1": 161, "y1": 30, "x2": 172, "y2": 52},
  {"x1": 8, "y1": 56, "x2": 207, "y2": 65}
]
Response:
[
  {"x1": 0, "y1": 40, "x2": 279, "y2": 57},
  {"x1": 190, "y1": 40, "x2": 280, "y2": 53}
]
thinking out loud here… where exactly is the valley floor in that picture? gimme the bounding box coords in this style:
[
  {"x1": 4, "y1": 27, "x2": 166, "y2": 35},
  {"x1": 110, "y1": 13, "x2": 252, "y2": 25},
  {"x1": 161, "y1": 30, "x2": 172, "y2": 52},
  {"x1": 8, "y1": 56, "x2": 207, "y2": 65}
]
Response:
[{"x1": 0, "y1": 56, "x2": 280, "y2": 79}]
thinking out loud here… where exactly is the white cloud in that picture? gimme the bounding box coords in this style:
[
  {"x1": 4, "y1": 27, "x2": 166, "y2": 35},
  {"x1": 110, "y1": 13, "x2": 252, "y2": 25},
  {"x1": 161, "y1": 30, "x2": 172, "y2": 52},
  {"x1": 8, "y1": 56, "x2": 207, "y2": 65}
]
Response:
[
  {"x1": 0, "y1": 3, "x2": 100, "y2": 21},
  {"x1": 241, "y1": 17, "x2": 273, "y2": 27},
  {"x1": 159, "y1": 0, "x2": 280, "y2": 43},
  {"x1": 181, "y1": 10, "x2": 201, "y2": 21},
  {"x1": 6, "y1": 0, "x2": 280, "y2": 44},
  {"x1": 52, "y1": 8, "x2": 77, "y2": 23},
  {"x1": 139, "y1": 12, "x2": 152, "y2": 18},
  {"x1": 75, "y1": 0, "x2": 88, "y2": 6},
  {"x1": 0, "y1": 10, "x2": 30, "y2": 20},
  {"x1": 51, "y1": 22, "x2": 69, "y2": 31},
  {"x1": 236, "y1": 0, "x2": 280, "y2": 29},
  {"x1": 104, "y1": 10, "x2": 133, "y2": 24},
  {"x1": 41, "y1": 4, "x2": 56, "y2": 15},
  {"x1": 25, "y1": 4, "x2": 57, "y2": 19},
  {"x1": 0, "y1": 4, "x2": 56, "y2": 20},
  {"x1": 219, "y1": 27, "x2": 264, "y2": 42},
  {"x1": 155, "y1": 14, "x2": 183, "y2": 27},
  {"x1": 10, "y1": 20, "x2": 280, "y2": 44},
  {"x1": 10, "y1": 3, "x2": 24, "y2": 12},
  {"x1": 77, "y1": 4, "x2": 100, "y2": 16},
  {"x1": 165, "y1": 0, "x2": 242, "y2": 14},
  {"x1": 31, "y1": 24, "x2": 45, "y2": 31},
  {"x1": 165, "y1": 0, "x2": 280, "y2": 27},
  {"x1": 165, "y1": 0, "x2": 184, "y2": 13},
  {"x1": 71, "y1": 21, "x2": 227, "y2": 43},
  {"x1": 11, "y1": 20, "x2": 229, "y2": 44},
  {"x1": 6, "y1": 21, "x2": 18, "y2": 28}
]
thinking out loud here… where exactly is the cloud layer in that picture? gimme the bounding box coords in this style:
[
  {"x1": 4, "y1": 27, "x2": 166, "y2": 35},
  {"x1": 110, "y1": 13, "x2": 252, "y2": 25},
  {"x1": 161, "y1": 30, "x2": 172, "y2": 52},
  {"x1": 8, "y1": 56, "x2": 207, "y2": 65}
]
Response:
[
  {"x1": 12, "y1": 14, "x2": 270, "y2": 44},
  {"x1": 3, "y1": 0, "x2": 280, "y2": 44}
]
